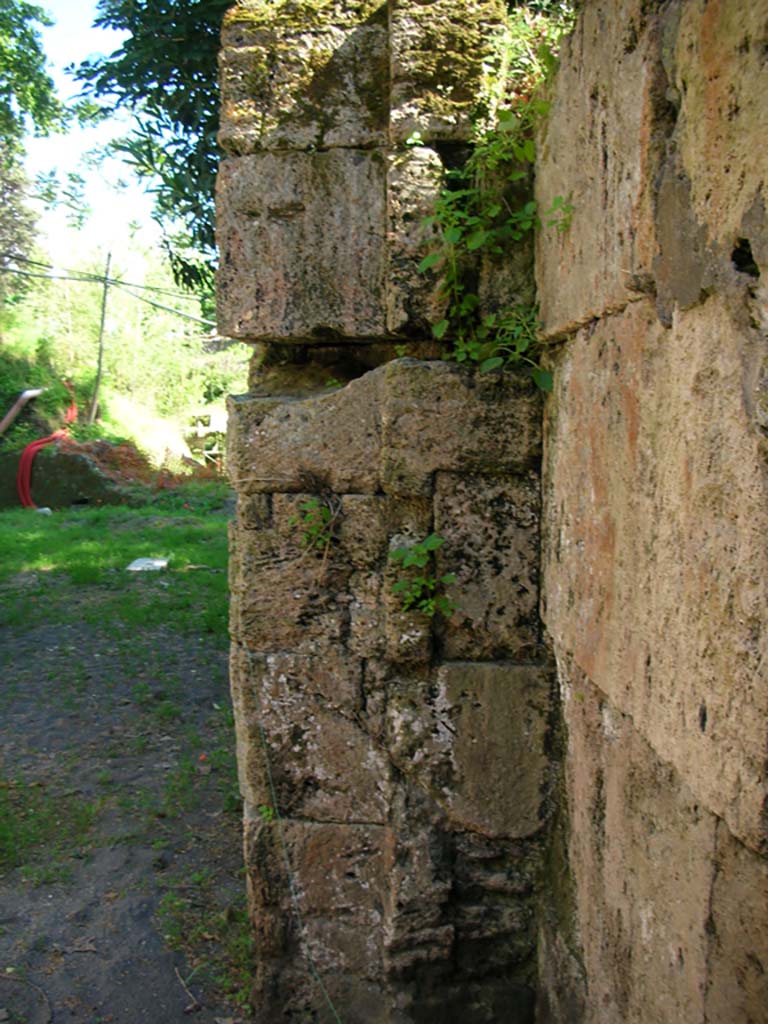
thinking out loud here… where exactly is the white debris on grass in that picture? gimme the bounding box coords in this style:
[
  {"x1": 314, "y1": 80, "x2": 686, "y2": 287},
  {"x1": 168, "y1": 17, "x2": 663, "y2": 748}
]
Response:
[{"x1": 126, "y1": 557, "x2": 169, "y2": 572}]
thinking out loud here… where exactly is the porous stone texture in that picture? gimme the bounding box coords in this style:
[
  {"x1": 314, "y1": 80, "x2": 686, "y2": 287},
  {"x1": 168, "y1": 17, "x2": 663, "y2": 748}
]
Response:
[
  {"x1": 216, "y1": 0, "x2": 521, "y2": 345},
  {"x1": 538, "y1": 0, "x2": 768, "y2": 1019},
  {"x1": 218, "y1": 1, "x2": 388, "y2": 154},
  {"x1": 227, "y1": 360, "x2": 549, "y2": 1020},
  {"x1": 216, "y1": 149, "x2": 388, "y2": 340},
  {"x1": 389, "y1": 0, "x2": 507, "y2": 143}
]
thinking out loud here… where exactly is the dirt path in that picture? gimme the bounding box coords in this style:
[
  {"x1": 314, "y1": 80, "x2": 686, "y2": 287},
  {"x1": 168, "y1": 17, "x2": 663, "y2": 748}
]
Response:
[{"x1": 0, "y1": 578, "x2": 253, "y2": 1023}]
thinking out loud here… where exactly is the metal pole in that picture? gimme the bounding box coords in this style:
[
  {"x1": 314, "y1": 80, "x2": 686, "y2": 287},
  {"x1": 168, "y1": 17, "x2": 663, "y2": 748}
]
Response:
[{"x1": 88, "y1": 251, "x2": 111, "y2": 424}]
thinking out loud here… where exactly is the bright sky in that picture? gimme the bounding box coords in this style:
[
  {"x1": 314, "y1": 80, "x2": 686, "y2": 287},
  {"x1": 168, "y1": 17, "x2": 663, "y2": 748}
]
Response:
[{"x1": 24, "y1": 0, "x2": 160, "y2": 262}]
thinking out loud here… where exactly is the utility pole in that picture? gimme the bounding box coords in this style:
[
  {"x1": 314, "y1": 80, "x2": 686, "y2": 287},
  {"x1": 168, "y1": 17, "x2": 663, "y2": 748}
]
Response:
[{"x1": 88, "y1": 251, "x2": 111, "y2": 424}]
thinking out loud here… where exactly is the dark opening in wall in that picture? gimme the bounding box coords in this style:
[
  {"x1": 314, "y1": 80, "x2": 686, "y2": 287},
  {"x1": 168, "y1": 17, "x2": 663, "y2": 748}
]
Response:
[{"x1": 731, "y1": 238, "x2": 760, "y2": 278}]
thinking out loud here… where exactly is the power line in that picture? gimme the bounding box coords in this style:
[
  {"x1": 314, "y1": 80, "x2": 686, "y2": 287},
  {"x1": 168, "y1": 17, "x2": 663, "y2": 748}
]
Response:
[
  {"x1": 1, "y1": 253, "x2": 205, "y2": 300},
  {"x1": 0, "y1": 265, "x2": 216, "y2": 328}
]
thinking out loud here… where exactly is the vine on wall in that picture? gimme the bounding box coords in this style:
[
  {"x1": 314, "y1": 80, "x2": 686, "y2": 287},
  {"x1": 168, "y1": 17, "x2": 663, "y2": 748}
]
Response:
[{"x1": 418, "y1": 3, "x2": 575, "y2": 389}]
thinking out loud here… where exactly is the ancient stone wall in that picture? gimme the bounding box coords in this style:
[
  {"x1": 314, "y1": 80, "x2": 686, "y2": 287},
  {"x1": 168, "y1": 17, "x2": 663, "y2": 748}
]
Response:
[
  {"x1": 220, "y1": 2, "x2": 553, "y2": 1020},
  {"x1": 536, "y1": 1, "x2": 768, "y2": 1021}
]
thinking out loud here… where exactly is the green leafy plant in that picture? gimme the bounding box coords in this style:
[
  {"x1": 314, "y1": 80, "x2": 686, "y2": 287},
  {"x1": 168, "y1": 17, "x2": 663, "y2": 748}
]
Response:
[
  {"x1": 289, "y1": 497, "x2": 337, "y2": 554},
  {"x1": 390, "y1": 533, "x2": 457, "y2": 619},
  {"x1": 418, "y1": 5, "x2": 575, "y2": 389}
]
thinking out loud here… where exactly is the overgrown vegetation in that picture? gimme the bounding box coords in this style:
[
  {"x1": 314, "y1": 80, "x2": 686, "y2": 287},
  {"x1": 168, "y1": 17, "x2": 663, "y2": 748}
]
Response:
[
  {"x1": 390, "y1": 533, "x2": 457, "y2": 619},
  {"x1": 419, "y1": 3, "x2": 575, "y2": 387},
  {"x1": 75, "y1": 0, "x2": 233, "y2": 290},
  {"x1": 0, "y1": 243, "x2": 249, "y2": 459}
]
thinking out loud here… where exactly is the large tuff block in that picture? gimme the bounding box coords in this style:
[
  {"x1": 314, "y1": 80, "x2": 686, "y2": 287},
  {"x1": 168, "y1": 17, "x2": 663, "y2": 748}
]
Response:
[
  {"x1": 389, "y1": 0, "x2": 507, "y2": 143},
  {"x1": 381, "y1": 360, "x2": 543, "y2": 496},
  {"x1": 386, "y1": 663, "x2": 551, "y2": 839},
  {"x1": 227, "y1": 373, "x2": 383, "y2": 495},
  {"x1": 219, "y1": 1, "x2": 388, "y2": 154},
  {"x1": 543, "y1": 297, "x2": 768, "y2": 853},
  {"x1": 435, "y1": 472, "x2": 541, "y2": 661},
  {"x1": 216, "y1": 150, "x2": 387, "y2": 339},
  {"x1": 534, "y1": 0, "x2": 670, "y2": 336},
  {"x1": 705, "y1": 821, "x2": 768, "y2": 1023},
  {"x1": 244, "y1": 814, "x2": 397, "y2": 1020},
  {"x1": 232, "y1": 650, "x2": 391, "y2": 823},
  {"x1": 562, "y1": 668, "x2": 715, "y2": 1024}
]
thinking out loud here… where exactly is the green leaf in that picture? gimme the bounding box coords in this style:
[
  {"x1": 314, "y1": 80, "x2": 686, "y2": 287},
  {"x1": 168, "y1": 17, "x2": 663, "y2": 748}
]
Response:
[
  {"x1": 418, "y1": 251, "x2": 441, "y2": 273},
  {"x1": 532, "y1": 367, "x2": 554, "y2": 392},
  {"x1": 466, "y1": 230, "x2": 488, "y2": 251},
  {"x1": 444, "y1": 226, "x2": 463, "y2": 244},
  {"x1": 422, "y1": 534, "x2": 445, "y2": 552},
  {"x1": 480, "y1": 356, "x2": 504, "y2": 373},
  {"x1": 432, "y1": 319, "x2": 450, "y2": 340}
]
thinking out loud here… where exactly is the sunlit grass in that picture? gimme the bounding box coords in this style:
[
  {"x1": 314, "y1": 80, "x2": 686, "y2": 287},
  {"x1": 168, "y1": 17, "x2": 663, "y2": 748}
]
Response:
[{"x1": 0, "y1": 494, "x2": 231, "y2": 640}]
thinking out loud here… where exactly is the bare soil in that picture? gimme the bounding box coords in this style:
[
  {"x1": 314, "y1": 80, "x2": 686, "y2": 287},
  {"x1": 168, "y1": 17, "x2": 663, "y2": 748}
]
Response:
[{"x1": 0, "y1": 577, "x2": 253, "y2": 1024}]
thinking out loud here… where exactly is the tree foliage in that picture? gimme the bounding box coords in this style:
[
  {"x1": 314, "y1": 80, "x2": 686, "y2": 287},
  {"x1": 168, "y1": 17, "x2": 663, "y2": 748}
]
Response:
[
  {"x1": 75, "y1": 0, "x2": 232, "y2": 289},
  {"x1": 0, "y1": 1, "x2": 66, "y2": 296},
  {"x1": 0, "y1": 0, "x2": 62, "y2": 150}
]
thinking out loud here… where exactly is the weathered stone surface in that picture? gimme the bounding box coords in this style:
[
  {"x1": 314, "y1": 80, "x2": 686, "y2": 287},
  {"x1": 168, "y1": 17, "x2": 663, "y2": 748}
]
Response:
[
  {"x1": 387, "y1": 663, "x2": 551, "y2": 839},
  {"x1": 543, "y1": 296, "x2": 768, "y2": 852},
  {"x1": 674, "y1": 1, "x2": 768, "y2": 253},
  {"x1": 562, "y1": 668, "x2": 715, "y2": 1024},
  {"x1": 232, "y1": 649, "x2": 390, "y2": 823},
  {"x1": 705, "y1": 821, "x2": 768, "y2": 1023},
  {"x1": 534, "y1": 0, "x2": 671, "y2": 336},
  {"x1": 227, "y1": 372, "x2": 382, "y2": 494},
  {"x1": 216, "y1": 150, "x2": 387, "y2": 340},
  {"x1": 219, "y1": 2, "x2": 387, "y2": 154},
  {"x1": 435, "y1": 472, "x2": 541, "y2": 661},
  {"x1": 243, "y1": 813, "x2": 397, "y2": 1020},
  {"x1": 381, "y1": 360, "x2": 543, "y2": 496},
  {"x1": 386, "y1": 147, "x2": 447, "y2": 335},
  {"x1": 389, "y1": 0, "x2": 507, "y2": 143}
]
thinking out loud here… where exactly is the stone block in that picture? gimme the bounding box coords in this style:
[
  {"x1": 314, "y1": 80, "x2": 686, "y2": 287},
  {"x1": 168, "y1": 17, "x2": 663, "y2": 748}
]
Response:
[
  {"x1": 543, "y1": 297, "x2": 768, "y2": 852},
  {"x1": 219, "y1": 3, "x2": 387, "y2": 154},
  {"x1": 390, "y1": 0, "x2": 507, "y2": 143},
  {"x1": 674, "y1": 1, "x2": 768, "y2": 255},
  {"x1": 229, "y1": 523, "x2": 349, "y2": 652},
  {"x1": 226, "y1": 372, "x2": 383, "y2": 494},
  {"x1": 243, "y1": 814, "x2": 396, "y2": 1018},
  {"x1": 562, "y1": 669, "x2": 715, "y2": 1024},
  {"x1": 233, "y1": 650, "x2": 390, "y2": 823},
  {"x1": 216, "y1": 149, "x2": 387, "y2": 340},
  {"x1": 705, "y1": 822, "x2": 768, "y2": 1023},
  {"x1": 435, "y1": 471, "x2": 541, "y2": 661},
  {"x1": 380, "y1": 359, "x2": 543, "y2": 496},
  {"x1": 276, "y1": 820, "x2": 393, "y2": 976},
  {"x1": 386, "y1": 146, "x2": 447, "y2": 335},
  {"x1": 534, "y1": 0, "x2": 669, "y2": 337},
  {"x1": 386, "y1": 663, "x2": 551, "y2": 839}
]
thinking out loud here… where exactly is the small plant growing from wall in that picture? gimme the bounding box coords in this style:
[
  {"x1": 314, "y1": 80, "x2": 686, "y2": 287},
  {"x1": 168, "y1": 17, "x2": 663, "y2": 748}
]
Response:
[
  {"x1": 390, "y1": 533, "x2": 458, "y2": 619},
  {"x1": 419, "y1": 3, "x2": 575, "y2": 389}
]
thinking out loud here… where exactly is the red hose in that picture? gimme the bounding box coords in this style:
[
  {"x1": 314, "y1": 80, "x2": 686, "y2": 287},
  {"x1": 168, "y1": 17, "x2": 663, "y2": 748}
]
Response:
[
  {"x1": 16, "y1": 384, "x2": 78, "y2": 508},
  {"x1": 17, "y1": 429, "x2": 68, "y2": 508}
]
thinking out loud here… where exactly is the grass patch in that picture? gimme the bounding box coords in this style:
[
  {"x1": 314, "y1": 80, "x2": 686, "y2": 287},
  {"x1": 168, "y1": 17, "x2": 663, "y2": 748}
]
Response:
[
  {"x1": 0, "y1": 777, "x2": 98, "y2": 878},
  {"x1": 0, "y1": 496, "x2": 231, "y2": 641},
  {"x1": 157, "y1": 886, "x2": 255, "y2": 1010}
]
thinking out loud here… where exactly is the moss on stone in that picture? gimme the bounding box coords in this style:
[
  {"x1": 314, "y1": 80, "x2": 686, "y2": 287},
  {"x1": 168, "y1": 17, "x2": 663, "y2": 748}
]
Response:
[{"x1": 224, "y1": 0, "x2": 386, "y2": 31}]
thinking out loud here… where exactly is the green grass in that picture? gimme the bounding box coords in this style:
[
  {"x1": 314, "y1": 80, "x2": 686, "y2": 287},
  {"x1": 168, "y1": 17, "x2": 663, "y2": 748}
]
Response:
[
  {"x1": 0, "y1": 497, "x2": 231, "y2": 639},
  {"x1": 0, "y1": 777, "x2": 98, "y2": 877}
]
